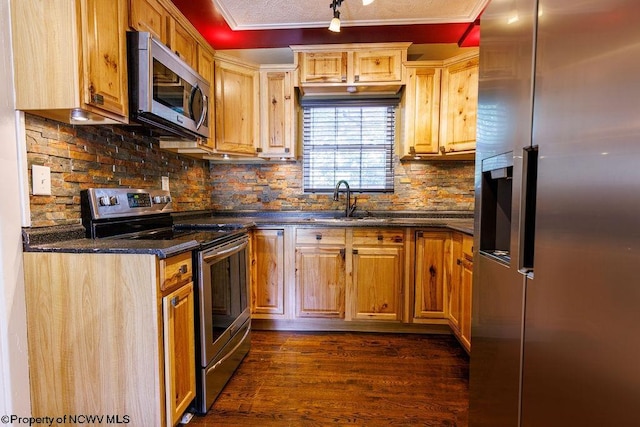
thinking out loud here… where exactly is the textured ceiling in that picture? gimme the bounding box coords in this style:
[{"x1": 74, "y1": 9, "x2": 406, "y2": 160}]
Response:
[{"x1": 215, "y1": 0, "x2": 489, "y2": 30}]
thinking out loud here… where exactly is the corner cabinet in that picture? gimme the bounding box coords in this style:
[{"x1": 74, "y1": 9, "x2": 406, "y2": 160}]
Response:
[
  {"x1": 400, "y1": 50, "x2": 479, "y2": 160},
  {"x1": 291, "y1": 43, "x2": 410, "y2": 96},
  {"x1": 214, "y1": 54, "x2": 260, "y2": 157},
  {"x1": 23, "y1": 251, "x2": 196, "y2": 427},
  {"x1": 12, "y1": 0, "x2": 129, "y2": 124},
  {"x1": 258, "y1": 65, "x2": 297, "y2": 159}
]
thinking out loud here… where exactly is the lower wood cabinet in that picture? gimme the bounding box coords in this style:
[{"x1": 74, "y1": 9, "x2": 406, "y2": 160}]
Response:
[
  {"x1": 23, "y1": 251, "x2": 196, "y2": 427},
  {"x1": 414, "y1": 230, "x2": 450, "y2": 320},
  {"x1": 251, "y1": 229, "x2": 285, "y2": 316},
  {"x1": 249, "y1": 225, "x2": 473, "y2": 345},
  {"x1": 351, "y1": 229, "x2": 404, "y2": 321},
  {"x1": 295, "y1": 228, "x2": 346, "y2": 318}
]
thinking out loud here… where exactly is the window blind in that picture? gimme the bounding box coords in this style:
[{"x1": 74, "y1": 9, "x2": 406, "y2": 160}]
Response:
[{"x1": 302, "y1": 104, "x2": 395, "y2": 193}]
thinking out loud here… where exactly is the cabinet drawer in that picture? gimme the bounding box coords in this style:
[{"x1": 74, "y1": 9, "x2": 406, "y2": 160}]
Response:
[
  {"x1": 352, "y1": 229, "x2": 404, "y2": 246},
  {"x1": 462, "y1": 235, "x2": 474, "y2": 260},
  {"x1": 160, "y1": 252, "x2": 192, "y2": 291},
  {"x1": 296, "y1": 228, "x2": 346, "y2": 245}
]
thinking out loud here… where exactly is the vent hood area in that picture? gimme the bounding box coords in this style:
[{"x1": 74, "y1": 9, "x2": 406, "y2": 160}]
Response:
[{"x1": 291, "y1": 42, "x2": 411, "y2": 97}]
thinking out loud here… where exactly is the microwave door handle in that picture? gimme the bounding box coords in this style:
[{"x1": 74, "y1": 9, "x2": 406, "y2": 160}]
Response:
[{"x1": 196, "y1": 91, "x2": 208, "y2": 130}]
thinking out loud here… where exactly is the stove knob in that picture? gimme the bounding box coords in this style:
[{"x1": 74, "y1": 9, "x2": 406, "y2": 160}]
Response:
[
  {"x1": 153, "y1": 195, "x2": 163, "y2": 204},
  {"x1": 164, "y1": 195, "x2": 172, "y2": 203},
  {"x1": 99, "y1": 196, "x2": 111, "y2": 206},
  {"x1": 109, "y1": 196, "x2": 119, "y2": 205}
]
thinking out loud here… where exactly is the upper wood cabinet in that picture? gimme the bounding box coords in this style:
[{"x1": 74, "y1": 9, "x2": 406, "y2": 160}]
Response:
[
  {"x1": 402, "y1": 64, "x2": 442, "y2": 156},
  {"x1": 129, "y1": 0, "x2": 169, "y2": 43},
  {"x1": 214, "y1": 54, "x2": 260, "y2": 157},
  {"x1": 12, "y1": 0, "x2": 129, "y2": 124},
  {"x1": 400, "y1": 50, "x2": 479, "y2": 160},
  {"x1": 167, "y1": 17, "x2": 198, "y2": 70},
  {"x1": 292, "y1": 43, "x2": 410, "y2": 96},
  {"x1": 440, "y1": 54, "x2": 479, "y2": 154},
  {"x1": 258, "y1": 65, "x2": 297, "y2": 159}
]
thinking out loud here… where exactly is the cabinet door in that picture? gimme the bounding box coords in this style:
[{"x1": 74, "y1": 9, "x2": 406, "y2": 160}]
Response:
[
  {"x1": 251, "y1": 229, "x2": 285, "y2": 315},
  {"x1": 129, "y1": 0, "x2": 168, "y2": 44},
  {"x1": 168, "y1": 17, "x2": 197, "y2": 69},
  {"x1": 259, "y1": 69, "x2": 295, "y2": 158},
  {"x1": 215, "y1": 60, "x2": 258, "y2": 155},
  {"x1": 460, "y1": 258, "x2": 473, "y2": 351},
  {"x1": 83, "y1": 0, "x2": 128, "y2": 117},
  {"x1": 414, "y1": 231, "x2": 450, "y2": 319},
  {"x1": 197, "y1": 46, "x2": 216, "y2": 150},
  {"x1": 403, "y1": 66, "x2": 442, "y2": 155},
  {"x1": 352, "y1": 246, "x2": 403, "y2": 321},
  {"x1": 448, "y1": 233, "x2": 463, "y2": 332},
  {"x1": 295, "y1": 246, "x2": 346, "y2": 318},
  {"x1": 353, "y1": 49, "x2": 403, "y2": 83},
  {"x1": 299, "y1": 51, "x2": 348, "y2": 83},
  {"x1": 440, "y1": 56, "x2": 479, "y2": 153},
  {"x1": 163, "y1": 282, "x2": 196, "y2": 426}
]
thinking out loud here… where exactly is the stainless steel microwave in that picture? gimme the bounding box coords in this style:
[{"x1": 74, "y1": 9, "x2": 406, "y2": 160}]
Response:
[{"x1": 127, "y1": 32, "x2": 210, "y2": 140}]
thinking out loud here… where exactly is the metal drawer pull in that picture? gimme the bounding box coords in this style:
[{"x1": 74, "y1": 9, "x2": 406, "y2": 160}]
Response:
[
  {"x1": 178, "y1": 264, "x2": 188, "y2": 274},
  {"x1": 378, "y1": 235, "x2": 384, "y2": 241},
  {"x1": 316, "y1": 234, "x2": 322, "y2": 240}
]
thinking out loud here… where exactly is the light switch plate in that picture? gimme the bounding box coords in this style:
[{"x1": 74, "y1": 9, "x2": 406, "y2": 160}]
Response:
[
  {"x1": 32, "y1": 165, "x2": 51, "y2": 196},
  {"x1": 161, "y1": 176, "x2": 170, "y2": 191}
]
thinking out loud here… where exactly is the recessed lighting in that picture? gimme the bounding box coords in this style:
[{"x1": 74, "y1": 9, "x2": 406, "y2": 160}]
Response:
[{"x1": 70, "y1": 109, "x2": 90, "y2": 122}]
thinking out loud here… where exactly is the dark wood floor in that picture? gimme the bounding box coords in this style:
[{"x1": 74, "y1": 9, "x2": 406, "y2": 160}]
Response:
[{"x1": 187, "y1": 330, "x2": 469, "y2": 426}]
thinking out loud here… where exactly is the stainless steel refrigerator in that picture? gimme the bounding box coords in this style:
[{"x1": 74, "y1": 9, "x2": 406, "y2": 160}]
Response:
[{"x1": 469, "y1": 0, "x2": 640, "y2": 425}]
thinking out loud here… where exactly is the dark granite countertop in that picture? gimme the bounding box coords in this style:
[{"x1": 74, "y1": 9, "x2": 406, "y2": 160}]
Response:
[
  {"x1": 22, "y1": 224, "x2": 199, "y2": 259},
  {"x1": 175, "y1": 210, "x2": 475, "y2": 235},
  {"x1": 22, "y1": 210, "x2": 474, "y2": 258}
]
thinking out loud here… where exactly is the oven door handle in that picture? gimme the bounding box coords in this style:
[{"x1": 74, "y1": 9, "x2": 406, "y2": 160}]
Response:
[
  {"x1": 206, "y1": 324, "x2": 251, "y2": 375},
  {"x1": 202, "y1": 239, "x2": 248, "y2": 264}
]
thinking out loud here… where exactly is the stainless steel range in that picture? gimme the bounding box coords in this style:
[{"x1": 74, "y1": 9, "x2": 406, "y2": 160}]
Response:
[{"x1": 81, "y1": 188, "x2": 251, "y2": 415}]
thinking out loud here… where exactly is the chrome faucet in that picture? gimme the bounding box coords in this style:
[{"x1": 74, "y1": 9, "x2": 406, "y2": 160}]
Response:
[{"x1": 333, "y1": 180, "x2": 357, "y2": 218}]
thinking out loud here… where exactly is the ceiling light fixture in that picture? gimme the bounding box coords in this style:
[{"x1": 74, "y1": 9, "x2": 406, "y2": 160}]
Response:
[{"x1": 328, "y1": 0, "x2": 375, "y2": 32}]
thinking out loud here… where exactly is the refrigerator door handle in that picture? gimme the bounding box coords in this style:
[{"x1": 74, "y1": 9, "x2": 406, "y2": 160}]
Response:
[{"x1": 518, "y1": 145, "x2": 539, "y2": 277}]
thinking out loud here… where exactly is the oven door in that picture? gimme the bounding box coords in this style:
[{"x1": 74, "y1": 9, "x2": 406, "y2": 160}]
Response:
[{"x1": 198, "y1": 234, "x2": 250, "y2": 366}]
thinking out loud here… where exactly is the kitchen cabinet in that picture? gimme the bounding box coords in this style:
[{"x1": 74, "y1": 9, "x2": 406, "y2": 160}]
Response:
[
  {"x1": 351, "y1": 229, "x2": 404, "y2": 321},
  {"x1": 214, "y1": 53, "x2": 260, "y2": 157},
  {"x1": 129, "y1": 0, "x2": 169, "y2": 44},
  {"x1": 23, "y1": 251, "x2": 196, "y2": 427},
  {"x1": 295, "y1": 228, "x2": 346, "y2": 318},
  {"x1": 251, "y1": 229, "x2": 286, "y2": 316},
  {"x1": 414, "y1": 230, "x2": 450, "y2": 320},
  {"x1": 447, "y1": 232, "x2": 473, "y2": 352},
  {"x1": 402, "y1": 64, "x2": 442, "y2": 156},
  {"x1": 448, "y1": 232, "x2": 463, "y2": 332},
  {"x1": 439, "y1": 53, "x2": 479, "y2": 154},
  {"x1": 167, "y1": 17, "x2": 198, "y2": 69},
  {"x1": 291, "y1": 43, "x2": 410, "y2": 96},
  {"x1": 258, "y1": 65, "x2": 297, "y2": 159},
  {"x1": 399, "y1": 50, "x2": 478, "y2": 160},
  {"x1": 12, "y1": 0, "x2": 129, "y2": 124}
]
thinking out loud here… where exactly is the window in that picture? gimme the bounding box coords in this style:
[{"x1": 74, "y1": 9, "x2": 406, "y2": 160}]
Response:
[{"x1": 302, "y1": 102, "x2": 396, "y2": 193}]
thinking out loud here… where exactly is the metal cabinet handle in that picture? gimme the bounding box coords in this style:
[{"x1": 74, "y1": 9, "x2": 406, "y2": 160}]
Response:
[
  {"x1": 171, "y1": 296, "x2": 180, "y2": 307},
  {"x1": 178, "y1": 264, "x2": 188, "y2": 274},
  {"x1": 377, "y1": 235, "x2": 384, "y2": 241}
]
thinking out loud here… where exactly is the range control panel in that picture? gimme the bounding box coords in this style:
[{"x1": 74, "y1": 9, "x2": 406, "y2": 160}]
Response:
[{"x1": 84, "y1": 188, "x2": 173, "y2": 220}]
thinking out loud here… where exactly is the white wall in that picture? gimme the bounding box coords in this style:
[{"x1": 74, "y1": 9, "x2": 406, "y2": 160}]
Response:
[{"x1": 0, "y1": 0, "x2": 31, "y2": 418}]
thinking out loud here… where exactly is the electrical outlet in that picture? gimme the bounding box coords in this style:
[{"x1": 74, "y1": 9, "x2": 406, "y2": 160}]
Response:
[
  {"x1": 32, "y1": 165, "x2": 51, "y2": 196},
  {"x1": 161, "y1": 176, "x2": 170, "y2": 191}
]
